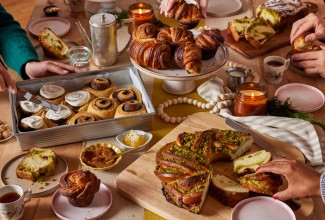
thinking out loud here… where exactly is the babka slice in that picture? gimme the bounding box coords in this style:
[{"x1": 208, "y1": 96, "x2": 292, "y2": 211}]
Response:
[{"x1": 227, "y1": 17, "x2": 254, "y2": 42}]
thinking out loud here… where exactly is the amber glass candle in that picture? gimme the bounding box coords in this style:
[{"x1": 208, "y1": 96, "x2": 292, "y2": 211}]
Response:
[
  {"x1": 128, "y1": 3, "x2": 154, "y2": 33},
  {"x1": 234, "y1": 82, "x2": 268, "y2": 116}
]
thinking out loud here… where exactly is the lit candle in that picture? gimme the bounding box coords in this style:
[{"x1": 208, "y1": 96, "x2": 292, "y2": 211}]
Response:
[
  {"x1": 234, "y1": 83, "x2": 268, "y2": 116},
  {"x1": 128, "y1": 3, "x2": 155, "y2": 31}
]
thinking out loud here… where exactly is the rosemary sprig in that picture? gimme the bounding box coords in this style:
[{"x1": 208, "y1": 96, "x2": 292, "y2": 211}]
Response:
[{"x1": 267, "y1": 96, "x2": 325, "y2": 131}]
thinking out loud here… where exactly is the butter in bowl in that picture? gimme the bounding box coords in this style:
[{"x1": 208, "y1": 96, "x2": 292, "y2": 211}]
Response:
[
  {"x1": 116, "y1": 130, "x2": 152, "y2": 152},
  {"x1": 80, "y1": 142, "x2": 122, "y2": 170}
]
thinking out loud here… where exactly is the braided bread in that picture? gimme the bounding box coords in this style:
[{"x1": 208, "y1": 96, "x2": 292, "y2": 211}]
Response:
[
  {"x1": 174, "y1": 42, "x2": 202, "y2": 75},
  {"x1": 167, "y1": 0, "x2": 201, "y2": 29},
  {"x1": 195, "y1": 29, "x2": 225, "y2": 60},
  {"x1": 59, "y1": 169, "x2": 100, "y2": 207},
  {"x1": 132, "y1": 23, "x2": 159, "y2": 41},
  {"x1": 157, "y1": 27, "x2": 194, "y2": 47},
  {"x1": 129, "y1": 39, "x2": 172, "y2": 70}
]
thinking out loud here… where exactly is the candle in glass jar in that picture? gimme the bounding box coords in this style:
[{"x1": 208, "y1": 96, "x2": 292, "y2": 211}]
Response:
[
  {"x1": 234, "y1": 83, "x2": 268, "y2": 116},
  {"x1": 128, "y1": 3, "x2": 155, "y2": 30}
]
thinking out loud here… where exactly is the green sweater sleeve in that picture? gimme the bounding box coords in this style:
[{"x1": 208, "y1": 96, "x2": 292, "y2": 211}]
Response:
[{"x1": 0, "y1": 4, "x2": 39, "y2": 79}]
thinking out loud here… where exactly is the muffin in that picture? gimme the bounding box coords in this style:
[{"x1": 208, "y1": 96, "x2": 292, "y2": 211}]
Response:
[
  {"x1": 39, "y1": 84, "x2": 66, "y2": 104},
  {"x1": 59, "y1": 169, "x2": 101, "y2": 207}
]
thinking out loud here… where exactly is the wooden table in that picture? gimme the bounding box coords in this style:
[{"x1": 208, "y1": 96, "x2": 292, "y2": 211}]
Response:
[{"x1": 0, "y1": 0, "x2": 324, "y2": 219}]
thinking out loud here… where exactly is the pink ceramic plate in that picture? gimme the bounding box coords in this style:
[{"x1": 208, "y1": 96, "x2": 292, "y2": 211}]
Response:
[
  {"x1": 28, "y1": 17, "x2": 70, "y2": 37},
  {"x1": 275, "y1": 83, "x2": 325, "y2": 112},
  {"x1": 52, "y1": 183, "x2": 112, "y2": 220},
  {"x1": 232, "y1": 196, "x2": 296, "y2": 220}
]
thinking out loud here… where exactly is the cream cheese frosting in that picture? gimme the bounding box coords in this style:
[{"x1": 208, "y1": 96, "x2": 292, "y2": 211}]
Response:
[
  {"x1": 46, "y1": 105, "x2": 72, "y2": 120},
  {"x1": 19, "y1": 101, "x2": 43, "y2": 113},
  {"x1": 65, "y1": 91, "x2": 91, "y2": 107},
  {"x1": 40, "y1": 85, "x2": 65, "y2": 99},
  {"x1": 21, "y1": 116, "x2": 44, "y2": 129}
]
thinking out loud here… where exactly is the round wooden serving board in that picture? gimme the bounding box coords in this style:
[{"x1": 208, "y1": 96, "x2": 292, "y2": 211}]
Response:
[{"x1": 117, "y1": 112, "x2": 313, "y2": 220}]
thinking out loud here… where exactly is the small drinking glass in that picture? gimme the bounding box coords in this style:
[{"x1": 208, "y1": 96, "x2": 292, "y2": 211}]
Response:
[{"x1": 67, "y1": 46, "x2": 91, "y2": 71}]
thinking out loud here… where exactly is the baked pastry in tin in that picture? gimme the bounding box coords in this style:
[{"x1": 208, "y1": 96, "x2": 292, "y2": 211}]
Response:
[
  {"x1": 39, "y1": 84, "x2": 66, "y2": 105},
  {"x1": 83, "y1": 78, "x2": 116, "y2": 98},
  {"x1": 114, "y1": 100, "x2": 147, "y2": 118},
  {"x1": 110, "y1": 86, "x2": 143, "y2": 105},
  {"x1": 87, "y1": 97, "x2": 118, "y2": 119}
]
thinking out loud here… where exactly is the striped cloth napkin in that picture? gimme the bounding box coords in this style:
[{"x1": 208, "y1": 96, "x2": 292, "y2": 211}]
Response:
[{"x1": 219, "y1": 109, "x2": 325, "y2": 166}]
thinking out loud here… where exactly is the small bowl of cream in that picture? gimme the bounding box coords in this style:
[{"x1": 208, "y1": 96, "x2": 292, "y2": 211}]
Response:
[{"x1": 116, "y1": 130, "x2": 152, "y2": 152}]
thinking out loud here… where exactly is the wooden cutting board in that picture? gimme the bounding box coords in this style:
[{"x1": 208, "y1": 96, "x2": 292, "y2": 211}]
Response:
[
  {"x1": 221, "y1": 28, "x2": 291, "y2": 59},
  {"x1": 116, "y1": 112, "x2": 313, "y2": 220}
]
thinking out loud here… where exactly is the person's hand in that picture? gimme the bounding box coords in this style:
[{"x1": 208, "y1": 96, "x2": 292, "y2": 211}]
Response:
[
  {"x1": 25, "y1": 61, "x2": 81, "y2": 79},
  {"x1": 0, "y1": 63, "x2": 17, "y2": 94},
  {"x1": 291, "y1": 45, "x2": 325, "y2": 78},
  {"x1": 290, "y1": 13, "x2": 325, "y2": 44},
  {"x1": 257, "y1": 159, "x2": 321, "y2": 201},
  {"x1": 159, "y1": 0, "x2": 208, "y2": 18}
]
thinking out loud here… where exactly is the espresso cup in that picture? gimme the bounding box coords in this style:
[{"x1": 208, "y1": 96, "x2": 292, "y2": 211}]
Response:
[
  {"x1": 64, "y1": 0, "x2": 86, "y2": 18},
  {"x1": 0, "y1": 185, "x2": 32, "y2": 220},
  {"x1": 264, "y1": 56, "x2": 290, "y2": 84}
]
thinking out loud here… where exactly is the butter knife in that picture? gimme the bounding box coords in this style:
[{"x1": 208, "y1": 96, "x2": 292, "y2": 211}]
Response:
[
  {"x1": 17, "y1": 87, "x2": 61, "y2": 112},
  {"x1": 225, "y1": 117, "x2": 288, "y2": 159}
]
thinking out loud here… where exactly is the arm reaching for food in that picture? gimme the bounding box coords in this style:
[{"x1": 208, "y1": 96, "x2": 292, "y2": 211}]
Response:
[
  {"x1": 159, "y1": 0, "x2": 209, "y2": 18},
  {"x1": 257, "y1": 159, "x2": 323, "y2": 202}
]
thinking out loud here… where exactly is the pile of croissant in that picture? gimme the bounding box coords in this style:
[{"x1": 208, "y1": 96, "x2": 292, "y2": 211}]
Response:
[{"x1": 129, "y1": 22, "x2": 224, "y2": 75}]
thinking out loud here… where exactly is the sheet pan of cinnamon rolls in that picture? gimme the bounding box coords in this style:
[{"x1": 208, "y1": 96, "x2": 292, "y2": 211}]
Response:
[{"x1": 10, "y1": 67, "x2": 155, "y2": 150}]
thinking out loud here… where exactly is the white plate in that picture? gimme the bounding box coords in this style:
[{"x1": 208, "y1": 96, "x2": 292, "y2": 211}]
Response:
[
  {"x1": 1, "y1": 154, "x2": 68, "y2": 197},
  {"x1": 35, "y1": 40, "x2": 78, "y2": 63},
  {"x1": 28, "y1": 17, "x2": 71, "y2": 37},
  {"x1": 275, "y1": 83, "x2": 325, "y2": 112},
  {"x1": 52, "y1": 183, "x2": 112, "y2": 220},
  {"x1": 207, "y1": 0, "x2": 242, "y2": 17},
  {"x1": 130, "y1": 43, "x2": 228, "y2": 81}
]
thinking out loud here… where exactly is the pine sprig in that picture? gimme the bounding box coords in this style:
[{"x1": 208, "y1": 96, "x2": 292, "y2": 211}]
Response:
[{"x1": 267, "y1": 96, "x2": 325, "y2": 131}]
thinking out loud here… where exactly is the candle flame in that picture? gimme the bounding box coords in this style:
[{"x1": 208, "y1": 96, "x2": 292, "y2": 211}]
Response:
[
  {"x1": 139, "y1": 8, "x2": 143, "y2": 14},
  {"x1": 251, "y1": 92, "x2": 255, "y2": 97}
]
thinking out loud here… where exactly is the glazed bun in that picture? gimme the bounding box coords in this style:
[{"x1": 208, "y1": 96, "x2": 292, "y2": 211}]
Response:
[{"x1": 292, "y1": 32, "x2": 321, "y2": 54}]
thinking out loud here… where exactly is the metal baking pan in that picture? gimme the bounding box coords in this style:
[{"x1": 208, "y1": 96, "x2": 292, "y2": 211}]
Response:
[{"x1": 9, "y1": 66, "x2": 155, "y2": 150}]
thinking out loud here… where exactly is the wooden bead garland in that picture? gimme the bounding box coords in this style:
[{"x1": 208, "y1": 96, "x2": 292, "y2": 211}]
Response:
[{"x1": 157, "y1": 93, "x2": 235, "y2": 124}]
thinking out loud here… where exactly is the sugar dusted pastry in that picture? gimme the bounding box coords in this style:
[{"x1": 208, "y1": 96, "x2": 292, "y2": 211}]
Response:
[
  {"x1": 114, "y1": 100, "x2": 146, "y2": 118},
  {"x1": 43, "y1": 105, "x2": 74, "y2": 126},
  {"x1": 19, "y1": 100, "x2": 44, "y2": 117},
  {"x1": 63, "y1": 90, "x2": 93, "y2": 113},
  {"x1": 39, "y1": 84, "x2": 66, "y2": 104},
  {"x1": 83, "y1": 78, "x2": 117, "y2": 98},
  {"x1": 87, "y1": 97, "x2": 118, "y2": 119},
  {"x1": 110, "y1": 87, "x2": 143, "y2": 105},
  {"x1": 20, "y1": 115, "x2": 48, "y2": 131}
]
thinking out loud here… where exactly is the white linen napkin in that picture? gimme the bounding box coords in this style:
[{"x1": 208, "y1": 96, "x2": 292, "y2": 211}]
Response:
[{"x1": 219, "y1": 109, "x2": 324, "y2": 166}]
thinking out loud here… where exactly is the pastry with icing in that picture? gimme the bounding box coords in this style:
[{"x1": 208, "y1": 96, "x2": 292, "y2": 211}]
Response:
[
  {"x1": 43, "y1": 105, "x2": 74, "y2": 126},
  {"x1": 20, "y1": 115, "x2": 48, "y2": 131},
  {"x1": 87, "y1": 97, "x2": 118, "y2": 119},
  {"x1": 19, "y1": 100, "x2": 44, "y2": 117},
  {"x1": 114, "y1": 100, "x2": 147, "y2": 118},
  {"x1": 83, "y1": 78, "x2": 117, "y2": 98},
  {"x1": 110, "y1": 87, "x2": 143, "y2": 105},
  {"x1": 39, "y1": 84, "x2": 66, "y2": 104},
  {"x1": 63, "y1": 90, "x2": 94, "y2": 113},
  {"x1": 68, "y1": 112, "x2": 100, "y2": 125}
]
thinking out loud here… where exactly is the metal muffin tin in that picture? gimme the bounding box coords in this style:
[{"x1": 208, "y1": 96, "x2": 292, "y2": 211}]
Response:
[{"x1": 9, "y1": 66, "x2": 155, "y2": 150}]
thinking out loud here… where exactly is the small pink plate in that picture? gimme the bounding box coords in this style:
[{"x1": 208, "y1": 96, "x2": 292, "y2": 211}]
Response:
[
  {"x1": 232, "y1": 196, "x2": 296, "y2": 220},
  {"x1": 52, "y1": 183, "x2": 112, "y2": 220},
  {"x1": 28, "y1": 17, "x2": 70, "y2": 37},
  {"x1": 275, "y1": 83, "x2": 325, "y2": 112}
]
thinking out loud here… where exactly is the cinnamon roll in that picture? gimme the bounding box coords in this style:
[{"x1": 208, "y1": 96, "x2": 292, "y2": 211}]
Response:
[
  {"x1": 110, "y1": 87, "x2": 143, "y2": 105},
  {"x1": 83, "y1": 78, "x2": 117, "y2": 98},
  {"x1": 63, "y1": 91, "x2": 93, "y2": 113},
  {"x1": 19, "y1": 100, "x2": 44, "y2": 117},
  {"x1": 59, "y1": 169, "x2": 100, "y2": 207},
  {"x1": 43, "y1": 105, "x2": 74, "y2": 127},
  {"x1": 87, "y1": 97, "x2": 118, "y2": 119},
  {"x1": 68, "y1": 112, "x2": 100, "y2": 125},
  {"x1": 39, "y1": 84, "x2": 66, "y2": 104},
  {"x1": 114, "y1": 100, "x2": 147, "y2": 118},
  {"x1": 20, "y1": 116, "x2": 48, "y2": 131}
]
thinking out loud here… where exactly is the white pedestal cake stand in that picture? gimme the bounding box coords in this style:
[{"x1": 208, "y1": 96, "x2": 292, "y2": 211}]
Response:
[{"x1": 131, "y1": 44, "x2": 229, "y2": 95}]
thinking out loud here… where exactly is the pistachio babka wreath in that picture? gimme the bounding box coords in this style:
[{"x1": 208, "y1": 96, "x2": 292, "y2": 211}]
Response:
[{"x1": 157, "y1": 60, "x2": 260, "y2": 124}]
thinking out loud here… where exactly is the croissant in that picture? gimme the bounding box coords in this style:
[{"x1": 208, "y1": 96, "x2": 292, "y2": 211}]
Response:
[
  {"x1": 59, "y1": 169, "x2": 100, "y2": 207},
  {"x1": 174, "y1": 42, "x2": 202, "y2": 75},
  {"x1": 157, "y1": 27, "x2": 194, "y2": 47},
  {"x1": 129, "y1": 39, "x2": 172, "y2": 69},
  {"x1": 167, "y1": 0, "x2": 201, "y2": 29},
  {"x1": 132, "y1": 23, "x2": 159, "y2": 40},
  {"x1": 195, "y1": 29, "x2": 225, "y2": 60}
]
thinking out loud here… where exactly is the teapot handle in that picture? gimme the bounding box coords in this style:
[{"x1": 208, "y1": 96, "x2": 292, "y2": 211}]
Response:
[{"x1": 117, "y1": 18, "x2": 134, "y2": 56}]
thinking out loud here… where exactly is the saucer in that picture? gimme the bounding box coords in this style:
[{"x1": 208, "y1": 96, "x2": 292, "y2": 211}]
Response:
[
  {"x1": 275, "y1": 83, "x2": 325, "y2": 112},
  {"x1": 52, "y1": 183, "x2": 112, "y2": 220},
  {"x1": 207, "y1": 0, "x2": 242, "y2": 17}
]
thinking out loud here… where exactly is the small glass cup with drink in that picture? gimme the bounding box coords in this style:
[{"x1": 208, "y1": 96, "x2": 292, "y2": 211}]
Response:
[{"x1": 67, "y1": 46, "x2": 91, "y2": 71}]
